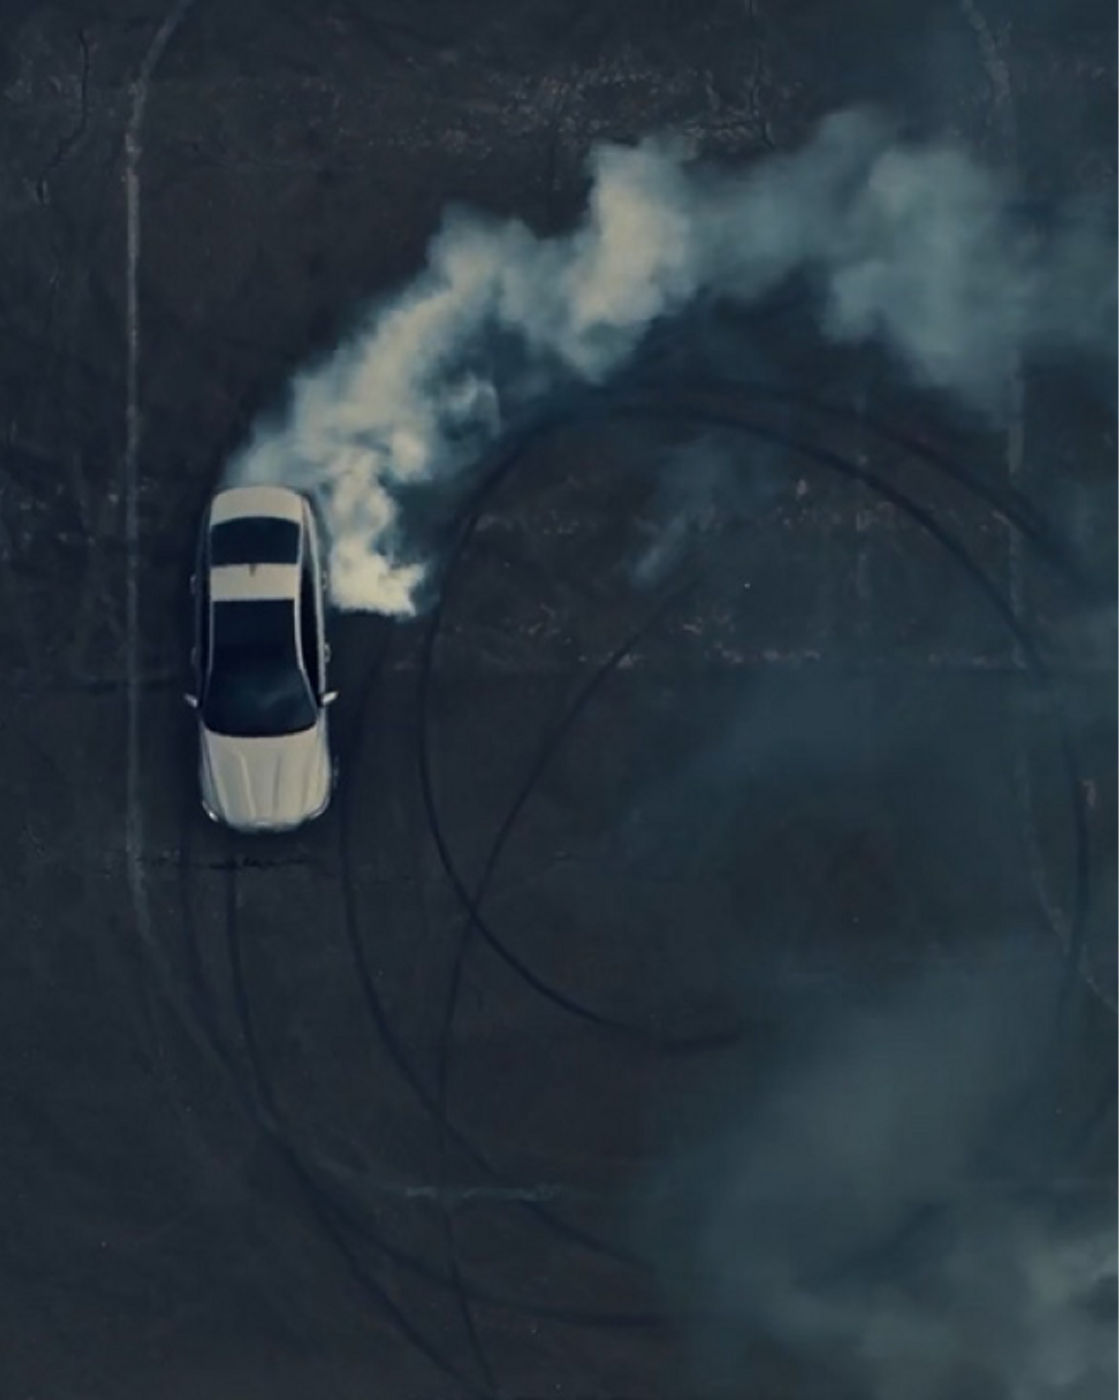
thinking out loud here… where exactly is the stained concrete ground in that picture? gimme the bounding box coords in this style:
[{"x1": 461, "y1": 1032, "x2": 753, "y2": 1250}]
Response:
[{"x1": 0, "y1": 2, "x2": 1115, "y2": 1398}]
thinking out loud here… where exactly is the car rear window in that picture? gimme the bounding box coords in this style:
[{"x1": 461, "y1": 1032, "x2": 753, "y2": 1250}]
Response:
[{"x1": 210, "y1": 516, "x2": 300, "y2": 567}]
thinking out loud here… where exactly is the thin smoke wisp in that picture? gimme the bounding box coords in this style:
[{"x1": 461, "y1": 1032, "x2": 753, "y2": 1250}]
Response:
[
  {"x1": 637, "y1": 954, "x2": 1116, "y2": 1399},
  {"x1": 225, "y1": 107, "x2": 1114, "y2": 615}
]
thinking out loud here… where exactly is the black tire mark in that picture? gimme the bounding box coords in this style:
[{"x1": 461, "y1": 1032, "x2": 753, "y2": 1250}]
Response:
[
  {"x1": 403, "y1": 385, "x2": 1094, "y2": 1351},
  {"x1": 335, "y1": 614, "x2": 648, "y2": 1277},
  {"x1": 638, "y1": 392, "x2": 1105, "y2": 1174},
  {"x1": 614, "y1": 389, "x2": 1092, "y2": 1017},
  {"x1": 416, "y1": 565, "x2": 744, "y2": 1052},
  {"x1": 412, "y1": 415, "x2": 743, "y2": 1053},
  {"x1": 335, "y1": 622, "x2": 500, "y2": 1400},
  {"x1": 188, "y1": 622, "x2": 661, "y2": 1367},
  {"x1": 172, "y1": 645, "x2": 473, "y2": 1385},
  {"x1": 175, "y1": 695, "x2": 660, "y2": 1337},
  {"x1": 221, "y1": 848, "x2": 663, "y2": 1344},
  {"x1": 333, "y1": 621, "x2": 669, "y2": 1337},
  {"x1": 176, "y1": 770, "x2": 244, "y2": 1085},
  {"x1": 416, "y1": 389, "x2": 1090, "y2": 1059},
  {"x1": 335, "y1": 570, "x2": 707, "y2": 1344},
  {"x1": 426, "y1": 584, "x2": 696, "y2": 1389},
  {"x1": 211, "y1": 631, "x2": 493, "y2": 1383},
  {"x1": 610, "y1": 407, "x2": 1102, "y2": 1279},
  {"x1": 176, "y1": 779, "x2": 392, "y2": 1393},
  {"x1": 221, "y1": 850, "x2": 494, "y2": 1400},
  {"x1": 172, "y1": 392, "x2": 1092, "y2": 1355}
]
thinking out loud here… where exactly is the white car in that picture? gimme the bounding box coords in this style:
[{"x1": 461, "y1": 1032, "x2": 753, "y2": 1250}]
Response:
[{"x1": 186, "y1": 485, "x2": 337, "y2": 833}]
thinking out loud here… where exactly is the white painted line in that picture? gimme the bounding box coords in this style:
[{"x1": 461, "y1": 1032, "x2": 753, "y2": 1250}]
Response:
[{"x1": 122, "y1": 0, "x2": 195, "y2": 984}]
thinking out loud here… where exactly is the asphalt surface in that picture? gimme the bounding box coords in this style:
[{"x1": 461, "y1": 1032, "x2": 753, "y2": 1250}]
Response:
[{"x1": 0, "y1": 2, "x2": 1115, "y2": 1398}]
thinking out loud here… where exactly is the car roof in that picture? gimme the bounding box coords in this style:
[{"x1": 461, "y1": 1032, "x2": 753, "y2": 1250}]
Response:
[
  {"x1": 205, "y1": 486, "x2": 308, "y2": 603},
  {"x1": 210, "y1": 564, "x2": 301, "y2": 602}
]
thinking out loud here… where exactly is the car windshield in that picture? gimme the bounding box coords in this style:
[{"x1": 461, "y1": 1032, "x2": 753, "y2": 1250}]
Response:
[
  {"x1": 209, "y1": 516, "x2": 301, "y2": 566},
  {"x1": 202, "y1": 599, "x2": 317, "y2": 737}
]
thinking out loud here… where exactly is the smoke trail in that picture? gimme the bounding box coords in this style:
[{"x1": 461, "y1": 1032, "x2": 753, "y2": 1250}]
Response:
[
  {"x1": 226, "y1": 107, "x2": 1115, "y2": 615},
  {"x1": 629, "y1": 431, "x2": 785, "y2": 590}
]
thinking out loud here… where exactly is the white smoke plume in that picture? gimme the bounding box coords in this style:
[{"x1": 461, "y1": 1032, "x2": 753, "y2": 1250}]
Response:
[{"x1": 225, "y1": 106, "x2": 1115, "y2": 615}]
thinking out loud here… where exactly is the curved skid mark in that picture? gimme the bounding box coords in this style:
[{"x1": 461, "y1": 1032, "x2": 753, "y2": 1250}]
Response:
[
  {"x1": 338, "y1": 757, "x2": 644, "y2": 1274},
  {"x1": 622, "y1": 391, "x2": 1091, "y2": 1023},
  {"x1": 417, "y1": 626, "x2": 743, "y2": 1053},
  {"x1": 336, "y1": 613, "x2": 651, "y2": 1273},
  {"x1": 344, "y1": 633, "x2": 497, "y2": 1392},
  {"x1": 414, "y1": 428, "x2": 747, "y2": 1052},
  {"x1": 221, "y1": 852, "x2": 493, "y2": 1398},
  {"x1": 415, "y1": 385, "x2": 1094, "y2": 1176},
  {"x1": 417, "y1": 387, "x2": 1092, "y2": 1051},
  {"x1": 174, "y1": 744, "x2": 657, "y2": 1335},
  {"x1": 166, "y1": 383, "x2": 1099, "y2": 1357},
  {"x1": 426, "y1": 587, "x2": 695, "y2": 1389}
]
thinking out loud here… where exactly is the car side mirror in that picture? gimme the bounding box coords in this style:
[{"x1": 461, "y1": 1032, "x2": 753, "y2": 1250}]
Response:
[
  {"x1": 183, "y1": 692, "x2": 199, "y2": 709},
  {"x1": 322, "y1": 690, "x2": 339, "y2": 706}
]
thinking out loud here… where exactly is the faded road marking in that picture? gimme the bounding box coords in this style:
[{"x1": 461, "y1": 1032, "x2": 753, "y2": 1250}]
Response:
[{"x1": 123, "y1": 0, "x2": 195, "y2": 1004}]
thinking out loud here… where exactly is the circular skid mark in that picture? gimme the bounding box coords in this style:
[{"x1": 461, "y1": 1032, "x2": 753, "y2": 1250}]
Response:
[
  {"x1": 407, "y1": 378, "x2": 1100, "y2": 1372},
  {"x1": 170, "y1": 378, "x2": 1105, "y2": 1391},
  {"x1": 419, "y1": 382, "x2": 1092, "y2": 1061}
]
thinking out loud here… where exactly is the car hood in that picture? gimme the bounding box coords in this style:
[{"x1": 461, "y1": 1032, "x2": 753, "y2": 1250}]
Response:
[{"x1": 200, "y1": 719, "x2": 331, "y2": 831}]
